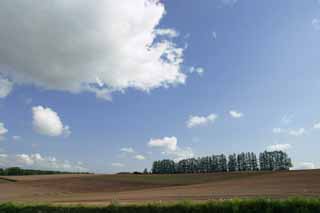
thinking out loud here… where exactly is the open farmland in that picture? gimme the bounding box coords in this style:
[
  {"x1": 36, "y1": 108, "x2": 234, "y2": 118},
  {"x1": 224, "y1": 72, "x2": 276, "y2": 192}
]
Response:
[{"x1": 1, "y1": 169, "x2": 320, "y2": 205}]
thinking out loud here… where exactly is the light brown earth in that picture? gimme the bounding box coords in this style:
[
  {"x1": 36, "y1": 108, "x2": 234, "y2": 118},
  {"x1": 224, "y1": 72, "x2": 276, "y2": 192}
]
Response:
[{"x1": 1, "y1": 170, "x2": 320, "y2": 205}]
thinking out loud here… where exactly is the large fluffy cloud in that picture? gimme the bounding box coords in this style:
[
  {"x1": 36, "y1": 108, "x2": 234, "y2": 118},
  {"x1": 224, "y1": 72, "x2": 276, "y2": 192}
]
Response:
[
  {"x1": 32, "y1": 106, "x2": 70, "y2": 137},
  {"x1": 0, "y1": 0, "x2": 186, "y2": 100}
]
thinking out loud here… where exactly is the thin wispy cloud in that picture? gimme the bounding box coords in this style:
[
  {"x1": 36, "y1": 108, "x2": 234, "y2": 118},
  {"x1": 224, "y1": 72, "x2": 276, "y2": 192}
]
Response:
[
  {"x1": 120, "y1": 147, "x2": 135, "y2": 153},
  {"x1": 229, "y1": 110, "x2": 243, "y2": 118},
  {"x1": 134, "y1": 155, "x2": 146, "y2": 160},
  {"x1": 111, "y1": 162, "x2": 125, "y2": 168},
  {"x1": 187, "y1": 114, "x2": 217, "y2": 128},
  {"x1": 267, "y1": 143, "x2": 291, "y2": 151},
  {"x1": 288, "y1": 128, "x2": 306, "y2": 136},
  {"x1": 189, "y1": 66, "x2": 205, "y2": 76}
]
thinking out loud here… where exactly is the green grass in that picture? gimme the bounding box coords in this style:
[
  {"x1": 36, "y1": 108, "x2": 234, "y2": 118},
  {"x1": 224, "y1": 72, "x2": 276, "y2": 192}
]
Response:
[{"x1": 1, "y1": 198, "x2": 320, "y2": 213}]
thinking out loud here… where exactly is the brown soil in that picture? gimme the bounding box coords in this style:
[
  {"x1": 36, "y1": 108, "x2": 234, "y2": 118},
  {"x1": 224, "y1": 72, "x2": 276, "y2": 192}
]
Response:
[{"x1": 1, "y1": 170, "x2": 320, "y2": 205}]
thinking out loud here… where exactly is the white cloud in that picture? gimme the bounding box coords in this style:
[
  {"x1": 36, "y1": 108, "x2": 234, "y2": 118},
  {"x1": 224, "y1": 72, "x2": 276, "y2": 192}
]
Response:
[
  {"x1": 0, "y1": 153, "x2": 87, "y2": 172},
  {"x1": 0, "y1": 122, "x2": 8, "y2": 140},
  {"x1": 294, "y1": 162, "x2": 315, "y2": 170},
  {"x1": 288, "y1": 128, "x2": 306, "y2": 136},
  {"x1": 134, "y1": 154, "x2": 146, "y2": 160},
  {"x1": 267, "y1": 143, "x2": 291, "y2": 151},
  {"x1": 189, "y1": 66, "x2": 205, "y2": 75},
  {"x1": 313, "y1": 122, "x2": 320, "y2": 129},
  {"x1": 148, "y1": 136, "x2": 194, "y2": 161},
  {"x1": 312, "y1": 18, "x2": 320, "y2": 31},
  {"x1": 32, "y1": 106, "x2": 70, "y2": 137},
  {"x1": 0, "y1": 1, "x2": 186, "y2": 100},
  {"x1": 12, "y1": 135, "x2": 21, "y2": 141},
  {"x1": 155, "y1": 29, "x2": 179, "y2": 38},
  {"x1": 229, "y1": 110, "x2": 243, "y2": 118},
  {"x1": 120, "y1": 147, "x2": 135, "y2": 153},
  {"x1": 186, "y1": 114, "x2": 217, "y2": 128},
  {"x1": 148, "y1": 136, "x2": 177, "y2": 151},
  {"x1": 0, "y1": 77, "x2": 13, "y2": 98},
  {"x1": 111, "y1": 162, "x2": 125, "y2": 167},
  {"x1": 162, "y1": 147, "x2": 194, "y2": 162}
]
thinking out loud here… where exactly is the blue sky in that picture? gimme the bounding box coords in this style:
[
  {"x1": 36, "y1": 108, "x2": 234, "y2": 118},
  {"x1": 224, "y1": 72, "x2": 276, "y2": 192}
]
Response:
[{"x1": 0, "y1": 0, "x2": 320, "y2": 173}]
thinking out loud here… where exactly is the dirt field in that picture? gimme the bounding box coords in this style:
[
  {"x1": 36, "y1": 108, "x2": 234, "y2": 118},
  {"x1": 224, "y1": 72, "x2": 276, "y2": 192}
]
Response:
[{"x1": 1, "y1": 170, "x2": 320, "y2": 205}]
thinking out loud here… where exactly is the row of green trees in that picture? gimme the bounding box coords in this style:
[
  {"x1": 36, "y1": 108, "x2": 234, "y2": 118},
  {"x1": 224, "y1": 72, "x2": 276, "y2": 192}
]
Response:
[
  {"x1": 0, "y1": 167, "x2": 90, "y2": 176},
  {"x1": 152, "y1": 151, "x2": 292, "y2": 174}
]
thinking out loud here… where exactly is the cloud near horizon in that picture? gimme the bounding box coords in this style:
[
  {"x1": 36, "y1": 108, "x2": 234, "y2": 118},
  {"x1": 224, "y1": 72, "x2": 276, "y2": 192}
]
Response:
[
  {"x1": 0, "y1": 0, "x2": 186, "y2": 100},
  {"x1": 267, "y1": 143, "x2": 291, "y2": 151},
  {"x1": 148, "y1": 136, "x2": 194, "y2": 161},
  {"x1": 0, "y1": 153, "x2": 87, "y2": 172}
]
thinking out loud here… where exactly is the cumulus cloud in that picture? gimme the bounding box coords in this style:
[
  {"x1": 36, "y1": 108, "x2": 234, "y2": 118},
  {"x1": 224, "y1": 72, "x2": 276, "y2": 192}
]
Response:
[
  {"x1": 0, "y1": 77, "x2": 13, "y2": 98},
  {"x1": 134, "y1": 154, "x2": 146, "y2": 160},
  {"x1": 229, "y1": 110, "x2": 243, "y2": 118},
  {"x1": 267, "y1": 143, "x2": 291, "y2": 151},
  {"x1": 0, "y1": 0, "x2": 186, "y2": 100},
  {"x1": 0, "y1": 122, "x2": 8, "y2": 140},
  {"x1": 148, "y1": 136, "x2": 177, "y2": 151},
  {"x1": 120, "y1": 147, "x2": 135, "y2": 153},
  {"x1": 189, "y1": 66, "x2": 205, "y2": 75},
  {"x1": 32, "y1": 106, "x2": 70, "y2": 137},
  {"x1": 148, "y1": 136, "x2": 194, "y2": 161},
  {"x1": 0, "y1": 153, "x2": 87, "y2": 172},
  {"x1": 288, "y1": 128, "x2": 306, "y2": 136},
  {"x1": 111, "y1": 162, "x2": 125, "y2": 167},
  {"x1": 186, "y1": 114, "x2": 217, "y2": 128}
]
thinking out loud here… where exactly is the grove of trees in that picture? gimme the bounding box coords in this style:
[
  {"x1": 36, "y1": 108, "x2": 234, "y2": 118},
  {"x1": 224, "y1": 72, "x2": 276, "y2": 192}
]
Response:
[
  {"x1": 152, "y1": 151, "x2": 292, "y2": 174},
  {"x1": 0, "y1": 167, "x2": 90, "y2": 176}
]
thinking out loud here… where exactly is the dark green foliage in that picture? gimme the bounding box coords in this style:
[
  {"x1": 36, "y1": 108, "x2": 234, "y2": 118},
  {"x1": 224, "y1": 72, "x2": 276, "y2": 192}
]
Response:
[
  {"x1": 259, "y1": 151, "x2": 292, "y2": 171},
  {"x1": 0, "y1": 167, "x2": 91, "y2": 176},
  {"x1": 1, "y1": 198, "x2": 320, "y2": 213},
  {"x1": 152, "y1": 151, "x2": 292, "y2": 174}
]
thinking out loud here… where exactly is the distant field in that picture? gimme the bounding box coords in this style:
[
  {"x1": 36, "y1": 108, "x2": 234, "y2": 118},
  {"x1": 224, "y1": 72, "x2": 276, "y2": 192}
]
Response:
[{"x1": 1, "y1": 170, "x2": 320, "y2": 205}]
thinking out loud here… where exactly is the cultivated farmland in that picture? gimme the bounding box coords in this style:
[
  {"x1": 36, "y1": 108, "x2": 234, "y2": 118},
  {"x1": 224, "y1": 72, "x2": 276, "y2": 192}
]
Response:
[{"x1": 1, "y1": 170, "x2": 320, "y2": 205}]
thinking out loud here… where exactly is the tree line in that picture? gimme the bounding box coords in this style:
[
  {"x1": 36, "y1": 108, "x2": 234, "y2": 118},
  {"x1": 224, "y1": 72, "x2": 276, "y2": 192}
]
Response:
[
  {"x1": 152, "y1": 151, "x2": 292, "y2": 174},
  {"x1": 0, "y1": 167, "x2": 91, "y2": 176}
]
